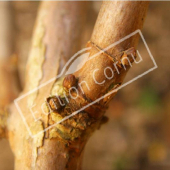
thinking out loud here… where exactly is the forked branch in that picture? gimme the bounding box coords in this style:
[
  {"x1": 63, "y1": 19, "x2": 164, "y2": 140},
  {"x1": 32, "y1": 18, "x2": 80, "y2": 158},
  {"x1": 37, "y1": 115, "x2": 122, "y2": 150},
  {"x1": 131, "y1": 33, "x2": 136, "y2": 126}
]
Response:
[{"x1": 6, "y1": 1, "x2": 149, "y2": 170}]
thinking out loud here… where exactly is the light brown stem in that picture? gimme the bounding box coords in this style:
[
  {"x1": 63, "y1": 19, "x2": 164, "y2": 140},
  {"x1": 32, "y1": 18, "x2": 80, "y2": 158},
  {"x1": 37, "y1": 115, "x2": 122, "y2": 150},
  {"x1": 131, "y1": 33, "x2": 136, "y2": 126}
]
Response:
[
  {"x1": 91, "y1": 1, "x2": 149, "y2": 55},
  {"x1": 7, "y1": 1, "x2": 149, "y2": 170},
  {"x1": 7, "y1": 1, "x2": 89, "y2": 170},
  {"x1": 75, "y1": 1, "x2": 149, "y2": 103},
  {"x1": 46, "y1": 1, "x2": 149, "y2": 169}
]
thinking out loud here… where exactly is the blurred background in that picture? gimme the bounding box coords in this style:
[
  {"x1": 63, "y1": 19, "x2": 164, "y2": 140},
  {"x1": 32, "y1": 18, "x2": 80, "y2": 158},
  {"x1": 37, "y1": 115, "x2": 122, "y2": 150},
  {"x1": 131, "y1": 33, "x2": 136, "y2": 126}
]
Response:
[{"x1": 0, "y1": 1, "x2": 170, "y2": 170}]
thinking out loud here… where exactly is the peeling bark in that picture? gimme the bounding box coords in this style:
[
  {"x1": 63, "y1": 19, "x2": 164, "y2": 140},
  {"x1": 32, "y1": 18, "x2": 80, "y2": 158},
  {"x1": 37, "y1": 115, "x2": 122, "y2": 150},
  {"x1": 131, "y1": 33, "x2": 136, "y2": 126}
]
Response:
[
  {"x1": 7, "y1": 1, "x2": 89, "y2": 170},
  {"x1": 5, "y1": 1, "x2": 149, "y2": 170}
]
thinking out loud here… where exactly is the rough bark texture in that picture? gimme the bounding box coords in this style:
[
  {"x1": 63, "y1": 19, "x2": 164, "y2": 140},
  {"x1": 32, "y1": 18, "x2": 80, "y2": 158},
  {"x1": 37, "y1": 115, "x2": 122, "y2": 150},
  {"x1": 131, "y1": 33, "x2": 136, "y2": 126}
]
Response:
[
  {"x1": 1, "y1": 1, "x2": 149, "y2": 170},
  {"x1": 7, "y1": 1, "x2": 89, "y2": 170}
]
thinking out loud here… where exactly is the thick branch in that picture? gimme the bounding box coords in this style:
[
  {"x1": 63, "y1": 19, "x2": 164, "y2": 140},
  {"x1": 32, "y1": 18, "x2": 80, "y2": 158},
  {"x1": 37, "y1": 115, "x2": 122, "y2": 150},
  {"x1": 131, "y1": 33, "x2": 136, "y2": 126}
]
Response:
[
  {"x1": 91, "y1": 1, "x2": 149, "y2": 55},
  {"x1": 43, "y1": 1, "x2": 149, "y2": 170},
  {"x1": 7, "y1": 1, "x2": 89, "y2": 170},
  {"x1": 77, "y1": 1, "x2": 149, "y2": 101},
  {"x1": 7, "y1": 1, "x2": 149, "y2": 170}
]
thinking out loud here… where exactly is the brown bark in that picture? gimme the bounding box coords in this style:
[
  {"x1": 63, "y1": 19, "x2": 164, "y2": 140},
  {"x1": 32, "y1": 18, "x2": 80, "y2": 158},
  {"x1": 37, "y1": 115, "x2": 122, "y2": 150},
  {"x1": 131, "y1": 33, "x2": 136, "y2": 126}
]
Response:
[
  {"x1": 91, "y1": 1, "x2": 149, "y2": 55},
  {"x1": 3, "y1": 1, "x2": 149, "y2": 170},
  {"x1": 7, "y1": 1, "x2": 89, "y2": 170},
  {"x1": 76, "y1": 1, "x2": 149, "y2": 101}
]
